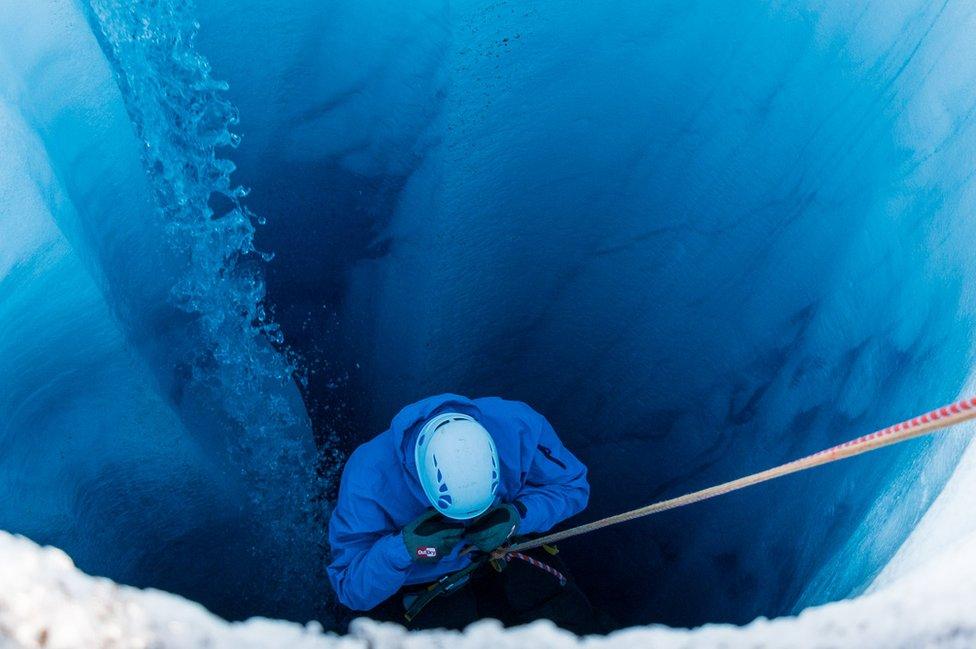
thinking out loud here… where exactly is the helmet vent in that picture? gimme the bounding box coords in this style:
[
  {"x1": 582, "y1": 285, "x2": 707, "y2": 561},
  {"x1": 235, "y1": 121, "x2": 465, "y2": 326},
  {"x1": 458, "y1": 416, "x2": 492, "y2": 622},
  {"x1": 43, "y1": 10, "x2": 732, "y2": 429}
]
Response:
[{"x1": 437, "y1": 495, "x2": 453, "y2": 509}]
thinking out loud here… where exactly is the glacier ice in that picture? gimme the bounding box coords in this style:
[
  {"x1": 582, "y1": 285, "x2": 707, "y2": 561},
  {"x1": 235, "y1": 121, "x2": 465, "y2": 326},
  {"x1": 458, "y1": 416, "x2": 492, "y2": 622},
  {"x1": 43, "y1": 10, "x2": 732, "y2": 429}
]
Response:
[
  {"x1": 0, "y1": 0, "x2": 322, "y2": 622},
  {"x1": 1, "y1": 0, "x2": 976, "y2": 642},
  {"x1": 192, "y1": 0, "x2": 976, "y2": 628}
]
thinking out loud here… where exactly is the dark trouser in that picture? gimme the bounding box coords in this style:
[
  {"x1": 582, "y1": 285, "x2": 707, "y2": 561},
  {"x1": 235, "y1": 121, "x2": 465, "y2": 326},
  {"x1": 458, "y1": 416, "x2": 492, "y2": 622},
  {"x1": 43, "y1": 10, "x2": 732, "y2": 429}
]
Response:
[{"x1": 364, "y1": 548, "x2": 602, "y2": 635}]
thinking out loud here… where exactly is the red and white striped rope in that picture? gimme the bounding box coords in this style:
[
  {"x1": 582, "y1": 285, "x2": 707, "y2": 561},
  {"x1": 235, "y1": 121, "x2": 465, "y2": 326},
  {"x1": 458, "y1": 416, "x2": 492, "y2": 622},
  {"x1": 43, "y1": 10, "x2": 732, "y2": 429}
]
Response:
[
  {"x1": 505, "y1": 551, "x2": 568, "y2": 585},
  {"x1": 510, "y1": 396, "x2": 976, "y2": 553}
]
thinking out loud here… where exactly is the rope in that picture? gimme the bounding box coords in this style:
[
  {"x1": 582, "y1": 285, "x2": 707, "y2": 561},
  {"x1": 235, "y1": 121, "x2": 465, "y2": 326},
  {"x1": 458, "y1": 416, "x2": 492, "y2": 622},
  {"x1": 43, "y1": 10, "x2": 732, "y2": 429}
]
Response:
[
  {"x1": 509, "y1": 395, "x2": 976, "y2": 553},
  {"x1": 505, "y1": 551, "x2": 567, "y2": 585}
]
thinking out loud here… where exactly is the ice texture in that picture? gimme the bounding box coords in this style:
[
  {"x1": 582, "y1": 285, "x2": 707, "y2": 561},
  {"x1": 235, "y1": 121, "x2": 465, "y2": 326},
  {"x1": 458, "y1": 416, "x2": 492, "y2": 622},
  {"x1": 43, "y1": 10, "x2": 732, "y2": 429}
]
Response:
[
  {"x1": 0, "y1": 0, "x2": 322, "y2": 621},
  {"x1": 193, "y1": 0, "x2": 976, "y2": 627},
  {"x1": 1, "y1": 0, "x2": 976, "y2": 637}
]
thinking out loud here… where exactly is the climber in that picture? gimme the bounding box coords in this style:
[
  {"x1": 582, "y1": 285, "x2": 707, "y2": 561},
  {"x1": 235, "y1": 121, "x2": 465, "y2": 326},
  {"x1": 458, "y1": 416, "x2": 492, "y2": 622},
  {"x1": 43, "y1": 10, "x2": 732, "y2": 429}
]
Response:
[{"x1": 327, "y1": 393, "x2": 599, "y2": 633}]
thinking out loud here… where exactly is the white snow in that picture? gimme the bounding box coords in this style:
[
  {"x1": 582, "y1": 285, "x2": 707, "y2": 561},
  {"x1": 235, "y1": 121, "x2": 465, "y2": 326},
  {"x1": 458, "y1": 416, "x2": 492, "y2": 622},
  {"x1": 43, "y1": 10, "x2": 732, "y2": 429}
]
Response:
[{"x1": 1, "y1": 527, "x2": 974, "y2": 649}]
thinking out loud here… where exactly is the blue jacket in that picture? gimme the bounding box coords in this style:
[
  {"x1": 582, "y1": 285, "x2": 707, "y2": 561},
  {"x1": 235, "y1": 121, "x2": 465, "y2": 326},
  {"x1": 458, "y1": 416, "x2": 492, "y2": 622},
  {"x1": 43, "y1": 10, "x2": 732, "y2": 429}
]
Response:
[{"x1": 327, "y1": 394, "x2": 590, "y2": 610}]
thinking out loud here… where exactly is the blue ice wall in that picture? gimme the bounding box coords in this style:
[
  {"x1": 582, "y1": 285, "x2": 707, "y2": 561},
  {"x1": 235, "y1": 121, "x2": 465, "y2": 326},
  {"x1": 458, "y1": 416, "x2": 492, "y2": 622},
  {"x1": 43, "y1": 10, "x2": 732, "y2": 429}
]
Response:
[
  {"x1": 195, "y1": 0, "x2": 976, "y2": 627},
  {"x1": 0, "y1": 0, "x2": 322, "y2": 622},
  {"x1": 3, "y1": 0, "x2": 976, "y2": 632}
]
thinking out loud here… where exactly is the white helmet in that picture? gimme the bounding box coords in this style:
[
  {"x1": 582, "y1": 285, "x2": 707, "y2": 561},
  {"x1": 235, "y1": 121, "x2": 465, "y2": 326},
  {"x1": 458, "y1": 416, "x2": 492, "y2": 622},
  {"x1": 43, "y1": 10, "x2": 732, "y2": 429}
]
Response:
[{"x1": 414, "y1": 412, "x2": 500, "y2": 520}]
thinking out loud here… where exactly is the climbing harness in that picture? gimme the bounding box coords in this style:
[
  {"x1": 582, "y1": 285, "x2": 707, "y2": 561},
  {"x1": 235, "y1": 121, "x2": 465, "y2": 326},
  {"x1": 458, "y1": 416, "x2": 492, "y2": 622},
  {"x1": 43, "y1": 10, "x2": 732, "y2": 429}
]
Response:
[
  {"x1": 403, "y1": 546, "x2": 568, "y2": 622},
  {"x1": 507, "y1": 395, "x2": 976, "y2": 553},
  {"x1": 403, "y1": 556, "x2": 488, "y2": 622}
]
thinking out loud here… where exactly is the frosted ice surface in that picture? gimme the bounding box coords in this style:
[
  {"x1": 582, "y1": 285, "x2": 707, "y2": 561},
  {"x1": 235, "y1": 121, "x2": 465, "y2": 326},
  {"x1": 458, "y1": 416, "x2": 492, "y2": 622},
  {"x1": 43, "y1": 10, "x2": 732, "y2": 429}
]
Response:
[
  {"x1": 0, "y1": 529, "x2": 974, "y2": 648},
  {"x1": 3, "y1": 0, "x2": 976, "y2": 638}
]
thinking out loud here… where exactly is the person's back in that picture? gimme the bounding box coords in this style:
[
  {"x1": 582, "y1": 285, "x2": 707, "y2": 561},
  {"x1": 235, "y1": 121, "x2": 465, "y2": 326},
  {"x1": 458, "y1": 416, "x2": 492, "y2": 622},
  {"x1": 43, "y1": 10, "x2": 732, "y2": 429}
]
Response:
[{"x1": 327, "y1": 393, "x2": 598, "y2": 631}]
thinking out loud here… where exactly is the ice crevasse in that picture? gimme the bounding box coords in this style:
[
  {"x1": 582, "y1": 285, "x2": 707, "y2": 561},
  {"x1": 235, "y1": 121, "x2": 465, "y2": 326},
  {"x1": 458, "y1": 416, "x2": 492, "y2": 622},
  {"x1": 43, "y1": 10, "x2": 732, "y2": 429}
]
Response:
[{"x1": 2, "y1": 0, "x2": 976, "y2": 645}]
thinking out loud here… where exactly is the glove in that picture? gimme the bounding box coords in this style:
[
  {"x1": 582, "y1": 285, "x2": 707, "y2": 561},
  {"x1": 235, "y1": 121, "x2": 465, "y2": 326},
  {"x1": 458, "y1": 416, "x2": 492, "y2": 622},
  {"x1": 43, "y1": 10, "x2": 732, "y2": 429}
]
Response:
[
  {"x1": 403, "y1": 508, "x2": 465, "y2": 563},
  {"x1": 463, "y1": 503, "x2": 520, "y2": 552}
]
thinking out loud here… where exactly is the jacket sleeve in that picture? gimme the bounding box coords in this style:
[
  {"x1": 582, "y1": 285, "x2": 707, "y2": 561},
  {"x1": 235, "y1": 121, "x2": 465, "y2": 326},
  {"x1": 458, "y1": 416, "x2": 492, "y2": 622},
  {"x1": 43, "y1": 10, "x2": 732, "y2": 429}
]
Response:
[
  {"x1": 327, "y1": 462, "x2": 414, "y2": 611},
  {"x1": 514, "y1": 414, "x2": 590, "y2": 535}
]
